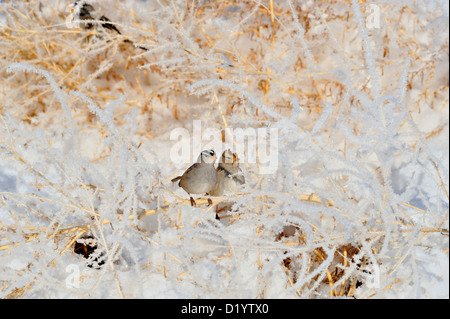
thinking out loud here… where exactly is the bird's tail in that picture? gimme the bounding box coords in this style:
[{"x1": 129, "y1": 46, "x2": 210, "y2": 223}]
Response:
[{"x1": 171, "y1": 176, "x2": 181, "y2": 183}]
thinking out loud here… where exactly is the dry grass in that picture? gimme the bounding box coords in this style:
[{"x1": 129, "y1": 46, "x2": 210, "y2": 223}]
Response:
[{"x1": 0, "y1": 0, "x2": 448, "y2": 298}]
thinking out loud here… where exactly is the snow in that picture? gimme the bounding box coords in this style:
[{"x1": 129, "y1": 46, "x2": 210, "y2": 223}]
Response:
[{"x1": 0, "y1": 0, "x2": 448, "y2": 299}]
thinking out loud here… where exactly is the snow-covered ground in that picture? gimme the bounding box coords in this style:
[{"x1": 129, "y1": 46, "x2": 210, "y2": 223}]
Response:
[{"x1": 0, "y1": 0, "x2": 448, "y2": 298}]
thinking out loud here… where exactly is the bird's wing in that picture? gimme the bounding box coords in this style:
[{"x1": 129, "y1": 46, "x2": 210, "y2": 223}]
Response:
[
  {"x1": 233, "y1": 173, "x2": 245, "y2": 185},
  {"x1": 99, "y1": 15, "x2": 121, "y2": 34}
]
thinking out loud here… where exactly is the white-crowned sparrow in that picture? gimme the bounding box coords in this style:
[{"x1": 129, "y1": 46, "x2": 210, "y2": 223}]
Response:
[
  {"x1": 171, "y1": 149, "x2": 218, "y2": 206},
  {"x1": 72, "y1": 1, "x2": 148, "y2": 50},
  {"x1": 210, "y1": 150, "x2": 245, "y2": 220},
  {"x1": 73, "y1": 1, "x2": 121, "y2": 34},
  {"x1": 210, "y1": 150, "x2": 245, "y2": 196}
]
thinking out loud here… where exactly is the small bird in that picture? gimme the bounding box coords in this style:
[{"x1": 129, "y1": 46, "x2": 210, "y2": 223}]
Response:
[
  {"x1": 210, "y1": 150, "x2": 245, "y2": 220},
  {"x1": 72, "y1": 1, "x2": 121, "y2": 34},
  {"x1": 171, "y1": 149, "x2": 218, "y2": 206},
  {"x1": 71, "y1": 1, "x2": 148, "y2": 50},
  {"x1": 210, "y1": 150, "x2": 245, "y2": 196}
]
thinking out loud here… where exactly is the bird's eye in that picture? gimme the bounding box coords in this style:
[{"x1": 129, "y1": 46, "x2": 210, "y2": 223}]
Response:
[{"x1": 210, "y1": 150, "x2": 215, "y2": 156}]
